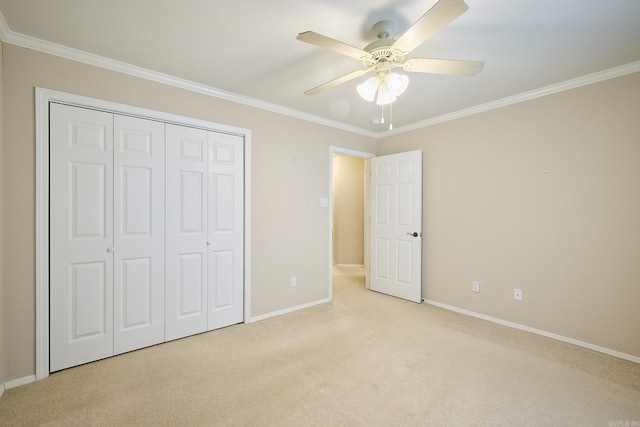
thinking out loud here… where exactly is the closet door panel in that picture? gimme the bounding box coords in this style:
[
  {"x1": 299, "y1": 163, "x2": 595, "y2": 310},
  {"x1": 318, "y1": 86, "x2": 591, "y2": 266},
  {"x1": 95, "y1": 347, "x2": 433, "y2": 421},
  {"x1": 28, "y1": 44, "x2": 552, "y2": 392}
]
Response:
[
  {"x1": 165, "y1": 124, "x2": 208, "y2": 341},
  {"x1": 50, "y1": 103, "x2": 114, "y2": 372},
  {"x1": 113, "y1": 115, "x2": 165, "y2": 354},
  {"x1": 207, "y1": 132, "x2": 244, "y2": 330}
]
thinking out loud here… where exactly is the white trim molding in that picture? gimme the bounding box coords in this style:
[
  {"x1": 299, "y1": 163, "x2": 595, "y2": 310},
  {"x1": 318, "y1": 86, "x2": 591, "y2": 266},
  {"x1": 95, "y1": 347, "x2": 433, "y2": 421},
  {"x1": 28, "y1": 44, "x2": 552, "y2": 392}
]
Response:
[
  {"x1": 0, "y1": 12, "x2": 376, "y2": 139},
  {"x1": 35, "y1": 88, "x2": 252, "y2": 380},
  {"x1": 4, "y1": 375, "x2": 36, "y2": 390},
  {"x1": 2, "y1": 9, "x2": 638, "y2": 140},
  {"x1": 424, "y1": 299, "x2": 640, "y2": 364},
  {"x1": 383, "y1": 60, "x2": 640, "y2": 137},
  {"x1": 248, "y1": 298, "x2": 331, "y2": 323}
]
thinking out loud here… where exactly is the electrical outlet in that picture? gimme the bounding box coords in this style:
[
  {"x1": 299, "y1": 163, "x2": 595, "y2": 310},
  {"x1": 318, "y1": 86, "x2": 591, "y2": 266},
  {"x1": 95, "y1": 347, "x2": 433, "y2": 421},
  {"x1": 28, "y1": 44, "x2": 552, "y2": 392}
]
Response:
[
  {"x1": 514, "y1": 288, "x2": 523, "y2": 301},
  {"x1": 472, "y1": 281, "x2": 480, "y2": 293},
  {"x1": 290, "y1": 276, "x2": 297, "y2": 287}
]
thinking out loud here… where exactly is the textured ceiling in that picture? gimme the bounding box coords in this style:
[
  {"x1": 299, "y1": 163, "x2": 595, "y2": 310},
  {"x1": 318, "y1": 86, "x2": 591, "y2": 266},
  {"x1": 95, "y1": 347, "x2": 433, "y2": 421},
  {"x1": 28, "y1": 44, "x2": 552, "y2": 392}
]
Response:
[{"x1": 1, "y1": 0, "x2": 639, "y2": 135}]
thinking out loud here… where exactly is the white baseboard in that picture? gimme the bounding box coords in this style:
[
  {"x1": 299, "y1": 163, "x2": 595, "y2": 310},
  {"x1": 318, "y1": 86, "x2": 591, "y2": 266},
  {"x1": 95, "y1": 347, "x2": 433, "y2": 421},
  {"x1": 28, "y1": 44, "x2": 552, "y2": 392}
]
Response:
[
  {"x1": 424, "y1": 299, "x2": 640, "y2": 364},
  {"x1": 333, "y1": 264, "x2": 365, "y2": 268},
  {"x1": 0, "y1": 383, "x2": 4, "y2": 399},
  {"x1": 248, "y1": 297, "x2": 331, "y2": 323},
  {"x1": 4, "y1": 374, "x2": 36, "y2": 390}
]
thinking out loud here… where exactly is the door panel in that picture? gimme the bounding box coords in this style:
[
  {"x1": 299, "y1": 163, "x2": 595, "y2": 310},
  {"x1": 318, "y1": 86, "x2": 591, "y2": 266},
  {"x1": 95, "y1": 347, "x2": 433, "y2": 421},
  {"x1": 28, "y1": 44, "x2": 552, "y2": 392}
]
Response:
[
  {"x1": 375, "y1": 238, "x2": 391, "y2": 279},
  {"x1": 207, "y1": 132, "x2": 244, "y2": 330},
  {"x1": 181, "y1": 172, "x2": 205, "y2": 233},
  {"x1": 113, "y1": 115, "x2": 165, "y2": 354},
  {"x1": 210, "y1": 251, "x2": 234, "y2": 306},
  {"x1": 165, "y1": 124, "x2": 208, "y2": 340},
  {"x1": 376, "y1": 184, "x2": 391, "y2": 225},
  {"x1": 50, "y1": 103, "x2": 114, "y2": 372},
  {"x1": 370, "y1": 150, "x2": 423, "y2": 302},
  {"x1": 70, "y1": 261, "x2": 107, "y2": 339},
  {"x1": 121, "y1": 257, "x2": 152, "y2": 328},
  {"x1": 178, "y1": 252, "x2": 205, "y2": 316},
  {"x1": 71, "y1": 162, "x2": 107, "y2": 238},
  {"x1": 121, "y1": 167, "x2": 151, "y2": 235}
]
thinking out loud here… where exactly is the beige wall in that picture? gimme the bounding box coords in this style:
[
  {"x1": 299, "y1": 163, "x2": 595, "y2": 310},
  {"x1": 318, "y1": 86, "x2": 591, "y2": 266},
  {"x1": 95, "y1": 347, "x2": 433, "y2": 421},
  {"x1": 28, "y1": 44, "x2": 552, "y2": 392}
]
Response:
[
  {"x1": 2, "y1": 41, "x2": 638, "y2": 383},
  {"x1": 332, "y1": 154, "x2": 365, "y2": 265},
  {"x1": 1, "y1": 44, "x2": 375, "y2": 380},
  {"x1": 0, "y1": 40, "x2": 7, "y2": 387},
  {"x1": 378, "y1": 71, "x2": 640, "y2": 358}
]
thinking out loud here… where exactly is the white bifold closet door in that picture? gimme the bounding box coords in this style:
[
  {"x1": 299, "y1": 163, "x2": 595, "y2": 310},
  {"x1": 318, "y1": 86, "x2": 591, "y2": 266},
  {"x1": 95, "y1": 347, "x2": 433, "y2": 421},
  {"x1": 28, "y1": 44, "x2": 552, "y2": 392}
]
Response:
[
  {"x1": 165, "y1": 125, "x2": 209, "y2": 340},
  {"x1": 165, "y1": 125, "x2": 244, "y2": 340},
  {"x1": 113, "y1": 115, "x2": 165, "y2": 354},
  {"x1": 50, "y1": 104, "x2": 115, "y2": 371},
  {"x1": 207, "y1": 132, "x2": 244, "y2": 330},
  {"x1": 50, "y1": 102, "x2": 244, "y2": 372},
  {"x1": 50, "y1": 104, "x2": 165, "y2": 371}
]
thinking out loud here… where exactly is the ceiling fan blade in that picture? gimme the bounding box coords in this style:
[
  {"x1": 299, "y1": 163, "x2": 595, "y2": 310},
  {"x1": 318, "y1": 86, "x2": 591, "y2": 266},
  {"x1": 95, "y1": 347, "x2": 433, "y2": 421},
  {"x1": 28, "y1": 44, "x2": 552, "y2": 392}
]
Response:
[
  {"x1": 297, "y1": 31, "x2": 369, "y2": 60},
  {"x1": 304, "y1": 69, "x2": 370, "y2": 95},
  {"x1": 403, "y1": 58, "x2": 484, "y2": 76},
  {"x1": 393, "y1": 0, "x2": 469, "y2": 54}
]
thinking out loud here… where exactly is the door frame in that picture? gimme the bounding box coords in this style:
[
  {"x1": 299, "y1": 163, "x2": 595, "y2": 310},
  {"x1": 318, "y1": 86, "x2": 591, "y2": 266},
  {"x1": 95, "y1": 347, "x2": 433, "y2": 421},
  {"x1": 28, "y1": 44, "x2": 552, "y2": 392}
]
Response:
[
  {"x1": 35, "y1": 88, "x2": 252, "y2": 380},
  {"x1": 328, "y1": 146, "x2": 375, "y2": 300}
]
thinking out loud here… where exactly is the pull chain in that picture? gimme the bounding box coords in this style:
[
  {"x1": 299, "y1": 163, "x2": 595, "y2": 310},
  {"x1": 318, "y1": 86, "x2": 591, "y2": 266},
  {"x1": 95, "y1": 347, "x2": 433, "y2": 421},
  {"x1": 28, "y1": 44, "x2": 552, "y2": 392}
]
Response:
[
  {"x1": 380, "y1": 103, "x2": 385, "y2": 125},
  {"x1": 389, "y1": 102, "x2": 393, "y2": 130}
]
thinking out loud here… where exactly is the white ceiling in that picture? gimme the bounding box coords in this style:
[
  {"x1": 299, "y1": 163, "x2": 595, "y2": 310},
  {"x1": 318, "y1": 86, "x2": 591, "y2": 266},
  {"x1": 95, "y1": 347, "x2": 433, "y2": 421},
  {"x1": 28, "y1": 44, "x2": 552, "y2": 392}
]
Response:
[{"x1": 1, "y1": 0, "x2": 639, "y2": 135}]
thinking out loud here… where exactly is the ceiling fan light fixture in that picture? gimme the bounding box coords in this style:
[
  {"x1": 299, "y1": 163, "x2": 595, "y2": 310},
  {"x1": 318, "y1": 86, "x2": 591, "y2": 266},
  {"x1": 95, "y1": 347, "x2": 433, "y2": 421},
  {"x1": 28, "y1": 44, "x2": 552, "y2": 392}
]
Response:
[
  {"x1": 356, "y1": 76, "x2": 379, "y2": 102},
  {"x1": 375, "y1": 80, "x2": 397, "y2": 105},
  {"x1": 387, "y1": 73, "x2": 409, "y2": 97},
  {"x1": 357, "y1": 72, "x2": 408, "y2": 105}
]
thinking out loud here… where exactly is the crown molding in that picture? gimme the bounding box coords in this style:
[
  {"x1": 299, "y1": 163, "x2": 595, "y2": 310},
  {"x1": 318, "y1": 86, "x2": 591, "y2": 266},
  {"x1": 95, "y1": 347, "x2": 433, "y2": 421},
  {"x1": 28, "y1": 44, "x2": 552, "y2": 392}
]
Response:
[
  {"x1": 0, "y1": 11, "x2": 378, "y2": 139},
  {"x1": 383, "y1": 60, "x2": 640, "y2": 138},
  {"x1": 1, "y1": 9, "x2": 638, "y2": 140}
]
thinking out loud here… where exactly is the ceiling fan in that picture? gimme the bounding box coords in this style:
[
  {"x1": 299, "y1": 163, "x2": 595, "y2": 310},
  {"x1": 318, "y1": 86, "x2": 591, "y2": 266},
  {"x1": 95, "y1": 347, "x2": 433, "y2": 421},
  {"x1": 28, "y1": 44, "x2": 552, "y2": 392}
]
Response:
[{"x1": 296, "y1": 0, "x2": 484, "y2": 105}]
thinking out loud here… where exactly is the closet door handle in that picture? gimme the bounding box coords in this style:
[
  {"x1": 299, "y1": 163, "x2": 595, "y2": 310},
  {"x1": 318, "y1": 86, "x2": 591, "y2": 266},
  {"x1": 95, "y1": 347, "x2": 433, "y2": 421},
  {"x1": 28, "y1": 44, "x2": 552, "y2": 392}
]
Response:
[{"x1": 106, "y1": 246, "x2": 115, "y2": 253}]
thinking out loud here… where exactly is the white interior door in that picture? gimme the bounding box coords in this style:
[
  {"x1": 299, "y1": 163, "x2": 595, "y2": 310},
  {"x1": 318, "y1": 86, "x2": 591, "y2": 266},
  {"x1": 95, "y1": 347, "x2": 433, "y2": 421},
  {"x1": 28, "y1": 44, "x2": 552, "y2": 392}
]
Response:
[
  {"x1": 50, "y1": 103, "x2": 115, "y2": 371},
  {"x1": 207, "y1": 132, "x2": 244, "y2": 330},
  {"x1": 165, "y1": 124, "x2": 209, "y2": 341},
  {"x1": 369, "y1": 150, "x2": 423, "y2": 303},
  {"x1": 113, "y1": 115, "x2": 165, "y2": 354}
]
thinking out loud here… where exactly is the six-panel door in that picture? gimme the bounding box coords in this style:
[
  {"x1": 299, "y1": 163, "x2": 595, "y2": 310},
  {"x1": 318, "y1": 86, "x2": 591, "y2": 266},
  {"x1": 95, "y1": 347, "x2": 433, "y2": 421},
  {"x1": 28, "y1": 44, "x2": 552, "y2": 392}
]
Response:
[
  {"x1": 113, "y1": 115, "x2": 165, "y2": 355},
  {"x1": 207, "y1": 132, "x2": 244, "y2": 330},
  {"x1": 165, "y1": 124, "x2": 209, "y2": 341},
  {"x1": 369, "y1": 150, "x2": 423, "y2": 303},
  {"x1": 50, "y1": 104, "x2": 115, "y2": 371}
]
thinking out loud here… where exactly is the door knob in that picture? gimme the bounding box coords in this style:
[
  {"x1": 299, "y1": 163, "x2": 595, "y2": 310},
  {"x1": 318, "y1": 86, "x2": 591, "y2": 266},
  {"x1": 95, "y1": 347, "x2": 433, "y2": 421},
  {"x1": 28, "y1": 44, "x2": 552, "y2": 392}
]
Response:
[
  {"x1": 106, "y1": 246, "x2": 115, "y2": 253},
  {"x1": 407, "y1": 232, "x2": 419, "y2": 237}
]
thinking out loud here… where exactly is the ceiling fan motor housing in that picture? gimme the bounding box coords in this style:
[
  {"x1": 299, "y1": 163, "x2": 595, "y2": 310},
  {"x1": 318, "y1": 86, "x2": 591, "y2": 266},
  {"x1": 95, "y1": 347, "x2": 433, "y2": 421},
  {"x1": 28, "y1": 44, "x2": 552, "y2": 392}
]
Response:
[{"x1": 363, "y1": 38, "x2": 404, "y2": 69}]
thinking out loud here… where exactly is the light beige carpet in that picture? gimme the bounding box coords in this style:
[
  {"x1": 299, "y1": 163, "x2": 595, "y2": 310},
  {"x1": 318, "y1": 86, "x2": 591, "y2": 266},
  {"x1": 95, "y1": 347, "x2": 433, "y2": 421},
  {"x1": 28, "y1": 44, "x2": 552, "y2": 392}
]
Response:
[{"x1": 1, "y1": 267, "x2": 639, "y2": 426}]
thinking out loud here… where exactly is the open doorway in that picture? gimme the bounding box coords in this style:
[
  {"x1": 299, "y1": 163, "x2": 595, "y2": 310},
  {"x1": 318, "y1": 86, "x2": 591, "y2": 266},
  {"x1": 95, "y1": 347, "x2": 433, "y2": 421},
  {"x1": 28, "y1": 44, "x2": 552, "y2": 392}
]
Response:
[
  {"x1": 332, "y1": 153, "x2": 365, "y2": 268},
  {"x1": 328, "y1": 146, "x2": 375, "y2": 300}
]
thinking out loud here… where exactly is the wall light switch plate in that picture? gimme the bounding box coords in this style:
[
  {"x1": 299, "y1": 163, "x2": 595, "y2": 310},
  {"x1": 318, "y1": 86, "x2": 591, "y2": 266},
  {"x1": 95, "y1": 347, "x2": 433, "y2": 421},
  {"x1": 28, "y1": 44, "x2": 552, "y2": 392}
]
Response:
[
  {"x1": 320, "y1": 198, "x2": 329, "y2": 208},
  {"x1": 472, "y1": 281, "x2": 480, "y2": 293}
]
